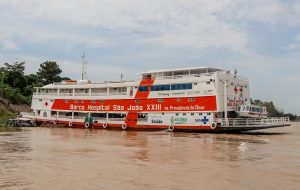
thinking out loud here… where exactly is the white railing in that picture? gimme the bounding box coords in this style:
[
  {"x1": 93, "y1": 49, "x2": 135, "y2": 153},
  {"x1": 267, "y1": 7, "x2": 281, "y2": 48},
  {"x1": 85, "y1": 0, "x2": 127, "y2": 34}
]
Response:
[
  {"x1": 59, "y1": 115, "x2": 72, "y2": 119},
  {"x1": 137, "y1": 118, "x2": 148, "y2": 122},
  {"x1": 91, "y1": 93, "x2": 107, "y2": 96},
  {"x1": 108, "y1": 118, "x2": 125, "y2": 121},
  {"x1": 152, "y1": 73, "x2": 214, "y2": 80},
  {"x1": 214, "y1": 117, "x2": 290, "y2": 127},
  {"x1": 74, "y1": 93, "x2": 89, "y2": 96},
  {"x1": 21, "y1": 112, "x2": 35, "y2": 118},
  {"x1": 73, "y1": 116, "x2": 87, "y2": 120},
  {"x1": 109, "y1": 92, "x2": 127, "y2": 96},
  {"x1": 59, "y1": 93, "x2": 73, "y2": 96},
  {"x1": 93, "y1": 117, "x2": 107, "y2": 121},
  {"x1": 38, "y1": 93, "x2": 58, "y2": 96}
]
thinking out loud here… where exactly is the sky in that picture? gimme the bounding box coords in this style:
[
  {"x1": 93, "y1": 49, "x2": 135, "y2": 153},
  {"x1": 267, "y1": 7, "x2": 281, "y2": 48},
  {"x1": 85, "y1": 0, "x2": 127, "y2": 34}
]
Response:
[{"x1": 0, "y1": 0, "x2": 299, "y2": 115}]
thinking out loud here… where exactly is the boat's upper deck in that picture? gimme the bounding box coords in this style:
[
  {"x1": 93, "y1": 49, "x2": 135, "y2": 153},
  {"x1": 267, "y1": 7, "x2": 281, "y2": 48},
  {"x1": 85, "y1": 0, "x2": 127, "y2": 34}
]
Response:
[
  {"x1": 33, "y1": 66, "x2": 248, "y2": 100},
  {"x1": 139, "y1": 67, "x2": 223, "y2": 80},
  {"x1": 41, "y1": 67, "x2": 225, "y2": 88}
]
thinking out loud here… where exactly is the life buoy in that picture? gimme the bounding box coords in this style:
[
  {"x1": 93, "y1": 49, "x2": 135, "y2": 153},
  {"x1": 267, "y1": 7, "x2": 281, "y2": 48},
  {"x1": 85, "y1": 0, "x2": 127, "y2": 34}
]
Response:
[
  {"x1": 68, "y1": 121, "x2": 73, "y2": 127},
  {"x1": 84, "y1": 122, "x2": 90, "y2": 128},
  {"x1": 122, "y1": 123, "x2": 127, "y2": 130},
  {"x1": 103, "y1": 123, "x2": 108, "y2": 129},
  {"x1": 211, "y1": 122, "x2": 217, "y2": 129},
  {"x1": 168, "y1": 125, "x2": 175, "y2": 132}
]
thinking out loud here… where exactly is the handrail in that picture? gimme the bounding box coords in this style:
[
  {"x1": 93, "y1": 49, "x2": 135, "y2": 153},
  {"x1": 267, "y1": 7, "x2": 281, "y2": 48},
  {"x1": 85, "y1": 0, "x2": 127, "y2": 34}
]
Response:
[{"x1": 214, "y1": 117, "x2": 290, "y2": 127}]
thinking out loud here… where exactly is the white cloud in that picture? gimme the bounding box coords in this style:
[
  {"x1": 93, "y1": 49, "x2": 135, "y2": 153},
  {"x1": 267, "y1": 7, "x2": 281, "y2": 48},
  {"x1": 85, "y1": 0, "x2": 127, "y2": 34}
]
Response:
[
  {"x1": 286, "y1": 34, "x2": 300, "y2": 50},
  {"x1": 0, "y1": 0, "x2": 300, "y2": 114},
  {"x1": 1, "y1": 0, "x2": 299, "y2": 50},
  {"x1": 222, "y1": 0, "x2": 300, "y2": 26},
  {"x1": 1, "y1": 40, "x2": 20, "y2": 50},
  {"x1": 0, "y1": 0, "x2": 249, "y2": 50}
]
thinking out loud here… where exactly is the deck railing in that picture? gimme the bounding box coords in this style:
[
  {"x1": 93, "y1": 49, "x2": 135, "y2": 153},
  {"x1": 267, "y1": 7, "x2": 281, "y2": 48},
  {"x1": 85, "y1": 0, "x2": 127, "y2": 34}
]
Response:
[
  {"x1": 214, "y1": 117, "x2": 290, "y2": 127},
  {"x1": 20, "y1": 112, "x2": 35, "y2": 118}
]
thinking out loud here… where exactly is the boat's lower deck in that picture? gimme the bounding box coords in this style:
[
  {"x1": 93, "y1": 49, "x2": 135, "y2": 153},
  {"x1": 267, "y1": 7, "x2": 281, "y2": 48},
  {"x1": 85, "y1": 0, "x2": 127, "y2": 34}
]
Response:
[{"x1": 33, "y1": 118, "x2": 290, "y2": 132}]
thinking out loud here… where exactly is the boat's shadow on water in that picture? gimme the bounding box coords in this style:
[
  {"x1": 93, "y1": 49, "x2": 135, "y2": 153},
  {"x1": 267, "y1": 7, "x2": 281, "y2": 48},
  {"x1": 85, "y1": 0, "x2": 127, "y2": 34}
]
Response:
[{"x1": 226, "y1": 131, "x2": 290, "y2": 136}]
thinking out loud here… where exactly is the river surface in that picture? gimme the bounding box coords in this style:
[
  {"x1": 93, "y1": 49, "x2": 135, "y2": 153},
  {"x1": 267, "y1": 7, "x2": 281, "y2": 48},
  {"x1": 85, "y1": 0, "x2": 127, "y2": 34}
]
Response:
[{"x1": 0, "y1": 123, "x2": 300, "y2": 190}]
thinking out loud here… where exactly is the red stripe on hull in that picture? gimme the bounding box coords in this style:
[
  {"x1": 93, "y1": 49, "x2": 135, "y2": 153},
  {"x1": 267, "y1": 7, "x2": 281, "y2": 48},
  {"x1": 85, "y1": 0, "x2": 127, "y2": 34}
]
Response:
[{"x1": 50, "y1": 96, "x2": 217, "y2": 112}]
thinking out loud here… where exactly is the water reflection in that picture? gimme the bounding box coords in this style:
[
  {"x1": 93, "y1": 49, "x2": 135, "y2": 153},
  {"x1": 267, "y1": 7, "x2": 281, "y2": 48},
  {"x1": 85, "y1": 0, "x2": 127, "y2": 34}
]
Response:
[
  {"x1": 0, "y1": 128, "x2": 32, "y2": 189},
  {"x1": 0, "y1": 125, "x2": 299, "y2": 190}
]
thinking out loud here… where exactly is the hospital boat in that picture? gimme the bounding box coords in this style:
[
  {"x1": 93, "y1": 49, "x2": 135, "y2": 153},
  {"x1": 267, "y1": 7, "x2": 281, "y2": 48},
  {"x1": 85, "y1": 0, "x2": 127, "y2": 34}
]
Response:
[{"x1": 21, "y1": 67, "x2": 290, "y2": 132}]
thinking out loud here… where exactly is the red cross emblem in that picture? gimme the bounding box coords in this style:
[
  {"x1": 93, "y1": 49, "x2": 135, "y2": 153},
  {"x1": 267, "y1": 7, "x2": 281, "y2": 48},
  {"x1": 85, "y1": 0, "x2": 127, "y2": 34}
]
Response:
[
  {"x1": 45, "y1": 101, "x2": 48, "y2": 107},
  {"x1": 234, "y1": 86, "x2": 238, "y2": 94}
]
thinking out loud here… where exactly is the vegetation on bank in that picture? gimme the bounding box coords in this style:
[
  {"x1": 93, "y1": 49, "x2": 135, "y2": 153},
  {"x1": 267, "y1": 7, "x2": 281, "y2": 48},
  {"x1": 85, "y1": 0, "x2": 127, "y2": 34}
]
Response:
[
  {"x1": 0, "y1": 105, "x2": 17, "y2": 127},
  {"x1": 0, "y1": 61, "x2": 69, "y2": 105},
  {"x1": 0, "y1": 61, "x2": 298, "y2": 121},
  {"x1": 252, "y1": 100, "x2": 298, "y2": 121}
]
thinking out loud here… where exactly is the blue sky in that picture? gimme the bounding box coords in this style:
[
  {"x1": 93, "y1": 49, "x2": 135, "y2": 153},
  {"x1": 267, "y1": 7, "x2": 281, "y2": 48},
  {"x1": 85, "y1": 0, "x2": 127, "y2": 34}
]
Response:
[{"x1": 0, "y1": 0, "x2": 299, "y2": 114}]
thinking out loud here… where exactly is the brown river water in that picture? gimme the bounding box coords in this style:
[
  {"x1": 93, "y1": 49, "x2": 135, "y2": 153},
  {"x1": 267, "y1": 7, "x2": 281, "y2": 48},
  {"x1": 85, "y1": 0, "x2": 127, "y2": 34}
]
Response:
[{"x1": 0, "y1": 123, "x2": 300, "y2": 190}]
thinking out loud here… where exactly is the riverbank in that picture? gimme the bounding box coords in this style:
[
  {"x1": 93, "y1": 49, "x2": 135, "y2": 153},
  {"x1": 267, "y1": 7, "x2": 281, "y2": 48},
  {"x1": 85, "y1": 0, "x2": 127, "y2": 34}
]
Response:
[{"x1": 0, "y1": 105, "x2": 17, "y2": 127}]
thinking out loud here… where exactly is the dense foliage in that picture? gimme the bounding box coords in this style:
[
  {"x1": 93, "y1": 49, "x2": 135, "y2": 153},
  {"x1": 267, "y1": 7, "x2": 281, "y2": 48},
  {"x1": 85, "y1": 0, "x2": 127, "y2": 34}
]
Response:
[
  {"x1": 37, "y1": 61, "x2": 62, "y2": 85},
  {"x1": 252, "y1": 99, "x2": 298, "y2": 121},
  {"x1": 0, "y1": 61, "x2": 68, "y2": 104}
]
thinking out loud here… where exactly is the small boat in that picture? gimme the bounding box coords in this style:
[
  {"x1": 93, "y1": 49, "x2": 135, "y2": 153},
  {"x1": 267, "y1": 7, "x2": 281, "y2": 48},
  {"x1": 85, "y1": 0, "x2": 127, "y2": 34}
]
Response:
[{"x1": 237, "y1": 105, "x2": 268, "y2": 118}]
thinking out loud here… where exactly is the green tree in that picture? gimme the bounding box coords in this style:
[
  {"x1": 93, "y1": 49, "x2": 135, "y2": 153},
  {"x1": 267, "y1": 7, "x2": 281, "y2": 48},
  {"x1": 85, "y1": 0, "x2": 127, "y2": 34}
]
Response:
[
  {"x1": 23, "y1": 74, "x2": 43, "y2": 97},
  {"x1": 3, "y1": 62, "x2": 26, "y2": 90},
  {"x1": 37, "y1": 61, "x2": 62, "y2": 85}
]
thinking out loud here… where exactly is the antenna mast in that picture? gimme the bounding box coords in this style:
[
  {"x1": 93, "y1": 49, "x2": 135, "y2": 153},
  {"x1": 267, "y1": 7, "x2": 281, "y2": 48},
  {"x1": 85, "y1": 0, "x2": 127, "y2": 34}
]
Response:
[{"x1": 81, "y1": 53, "x2": 87, "y2": 80}]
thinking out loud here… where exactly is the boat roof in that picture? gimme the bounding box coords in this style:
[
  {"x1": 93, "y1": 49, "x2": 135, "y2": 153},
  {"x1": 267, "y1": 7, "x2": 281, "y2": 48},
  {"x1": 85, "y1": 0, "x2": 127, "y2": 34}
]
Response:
[{"x1": 138, "y1": 67, "x2": 224, "y2": 75}]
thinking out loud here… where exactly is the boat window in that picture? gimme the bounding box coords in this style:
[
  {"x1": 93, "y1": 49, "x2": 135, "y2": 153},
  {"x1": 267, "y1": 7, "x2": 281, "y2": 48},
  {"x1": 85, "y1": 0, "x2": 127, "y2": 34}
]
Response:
[
  {"x1": 73, "y1": 112, "x2": 88, "y2": 118},
  {"x1": 171, "y1": 83, "x2": 192, "y2": 90},
  {"x1": 138, "y1": 86, "x2": 148, "y2": 92},
  {"x1": 188, "y1": 98, "x2": 195, "y2": 102},
  {"x1": 151, "y1": 84, "x2": 170, "y2": 91},
  {"x1": 246, "y1": 106, "x2": 250, "y2": 111},
  {"x1": 158, "y1": 98, "x2": 164, "y2": 102},
  {"x1": 108, "y1": 113, "x2": 126, "y2": 118},
  {"x1": 135, "y1": 99, "x2": 141, "y2": 103},
  {"x1": 138, "y1": 113, "x2": 148, "y2": 119},
  {"x1": 91, "y1": 113, "x2": 107, "y2": 118}
]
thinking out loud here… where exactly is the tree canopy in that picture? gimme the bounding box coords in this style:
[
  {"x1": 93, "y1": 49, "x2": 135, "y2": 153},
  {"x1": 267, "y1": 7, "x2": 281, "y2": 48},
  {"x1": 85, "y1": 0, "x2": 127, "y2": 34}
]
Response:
[
  {"x1": 252, "y1": 99, "x2": 297, "y2": 121},
  {"x1": 3, "y1": 62, "x2": 26, "y2": 90},
  {"x1": 36, "y1": 61, "x2": 62, "y2": 85},
  {"x1": 0, "y1": 60, "x2": 67, "y2": 104}
]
